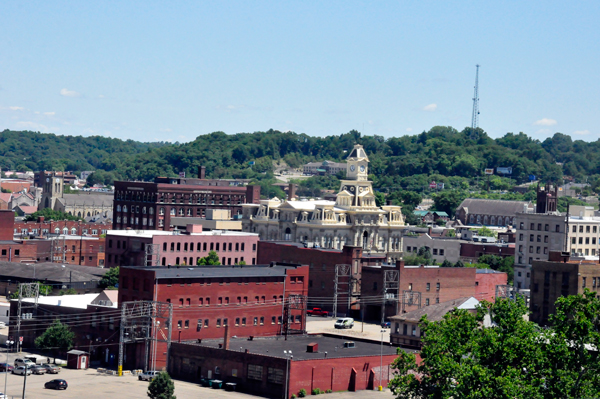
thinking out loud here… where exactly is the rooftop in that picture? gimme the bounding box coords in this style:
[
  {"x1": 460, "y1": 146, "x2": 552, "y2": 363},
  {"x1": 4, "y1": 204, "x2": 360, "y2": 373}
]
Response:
[
  {"x1": 186, "y1": 334, "x2": 406, "y2": 360},
  {"x1": 107, "y1": 229, "x2": 258, "y2": 238},
  {"x1": 122, "y1": 264, "x2": 304, "y2": 279},
  {"x1": 20, "y1": 293, "x2": 104, "y2": 309},
  {"x1": 0, "y1": 261, "x2": 108, "y2": 283},
  {"x1": 390, "y1": 297, "x2": 478, "y2": 323}
]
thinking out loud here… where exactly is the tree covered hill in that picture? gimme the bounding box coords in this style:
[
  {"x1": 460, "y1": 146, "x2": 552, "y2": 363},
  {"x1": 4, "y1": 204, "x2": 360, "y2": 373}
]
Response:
[{"x1": 3, "y1": 127, "x2": 600, "y2": 192}]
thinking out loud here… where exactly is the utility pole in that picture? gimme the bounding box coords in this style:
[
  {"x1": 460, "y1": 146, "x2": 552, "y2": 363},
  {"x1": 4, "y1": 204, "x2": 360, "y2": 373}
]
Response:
[{"x1": 470, "y1": 64, "x2": 480, "y2": 141}]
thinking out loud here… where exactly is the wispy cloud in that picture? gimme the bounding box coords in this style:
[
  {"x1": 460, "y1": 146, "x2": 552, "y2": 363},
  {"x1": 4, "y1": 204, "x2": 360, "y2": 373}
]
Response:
[
  {"x1": 16, "y1": 121, "x2": 49, "y2": 131},
  {"x1": 423, "y1": 103, "x2": 437, "y2": 112},
  {"x1": 533, "y1": 118, "x2": 557, "y2": 126},
  {"x1": 9, "y1": 106, "x2": 24, "y2": 111},
  {"x1": 573, "y1": 129, "x2": 591, "y2": 135},
  {"x1": 60, "y1": 88, "x2": 81, "y2": 97},
  {"x1": 406, "y1": 128, "x2": 413, "y2": 132},
  {"x1": 43, "y1": 111, "x2": 55, "y2": 116}
]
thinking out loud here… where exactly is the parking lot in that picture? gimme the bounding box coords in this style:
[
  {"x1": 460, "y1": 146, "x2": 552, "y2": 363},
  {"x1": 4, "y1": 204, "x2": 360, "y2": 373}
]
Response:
[{"x1": 0, "y1": 366, "x2": 392, "y2": 399}]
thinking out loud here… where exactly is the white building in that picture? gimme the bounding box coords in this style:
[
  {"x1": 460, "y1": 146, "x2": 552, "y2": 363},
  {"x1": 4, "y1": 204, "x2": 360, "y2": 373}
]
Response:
[
  {"x1": 514, "y1": 205, "x2": 600, "y2": 290},
  {"x1": 242, "y1": 145, "x2": 406, "y2": 262}
]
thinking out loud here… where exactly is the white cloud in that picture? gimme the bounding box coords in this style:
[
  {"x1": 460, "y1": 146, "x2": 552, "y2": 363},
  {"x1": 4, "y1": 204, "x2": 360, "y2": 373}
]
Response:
[
  {"x1": 406, "y1": 128, "x2": 413, "y2": 132},
  {"x1": 9, "y1": 106, "x2": 24, "y2": 111},
  {"x1": 423, "y1": 103, "x2": 437, "y2": 112},
  {"x1": 43, "y1": 112, "x2": 55, "y2": 116},
  {"x1": 60, "y1": 88, "x2": 81, "y2": 97},
  {"x1": 159, "y1": 128, "x2": 173, "y2": 133},
  {"x1": 573, "y1": 129, "x2": 591, "y2": 135},
  {"x1": 16, "y1": 121, "x2": 49, "y2": 131},
  {"x1": 534, "y1": 118, "x2": 557, "y2": 126},
  {"x1": 98, "y1": 94, "x2": 105, "y2": 99}
]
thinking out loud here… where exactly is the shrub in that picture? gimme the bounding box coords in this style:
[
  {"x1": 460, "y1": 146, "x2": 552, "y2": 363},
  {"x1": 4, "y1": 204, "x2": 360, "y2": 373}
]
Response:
[
  {"x1": 291, "y1": 395, "x2": 297, "y2": 399},
  {"x1": 298, "y1": 389, "x2": 307, "y2": 398},
  {"x1": 312, "y1": 388, "x2": 322, "y2": 395},
  {"x1": 325, "y1": 389, "x2": 332, "y2": 393}
]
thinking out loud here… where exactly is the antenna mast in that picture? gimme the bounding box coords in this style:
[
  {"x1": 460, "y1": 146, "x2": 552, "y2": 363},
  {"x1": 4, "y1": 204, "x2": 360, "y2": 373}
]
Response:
[{"x1": 470, "y1": 64, "x2": 480, "y2": 140}]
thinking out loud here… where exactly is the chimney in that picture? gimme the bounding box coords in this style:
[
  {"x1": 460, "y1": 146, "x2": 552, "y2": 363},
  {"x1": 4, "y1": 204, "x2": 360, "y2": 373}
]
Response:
[
  {"x1": 428, "y1": 227, "x2": 432, "y2": 236},
  {"x1": 198, "y1": 166, "x2": 206, "y2": 180},
  {"x1": 223, "y1": 325, "x2": 231, "y2": 350},
  {"x1": 38, "y1": 216, "x2": 45, "y2": 223},
  {"x1": 288, "y1": 183, "x2": 296, "y2": 200}
]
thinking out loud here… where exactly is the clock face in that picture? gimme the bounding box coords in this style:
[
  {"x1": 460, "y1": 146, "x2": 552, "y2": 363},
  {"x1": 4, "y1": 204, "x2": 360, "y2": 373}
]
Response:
[
  {"x1": 46, "y1": 178, "x2": 50, "y2": 182},
  {"x1": 350, "y1": 165, "x2": 356, "y2": 172},
  {"x1": 55, "y1": 178, "x2": 60, "y2": 183},
  {"x1": 360, "y1": 165, "x2": 366, "y2": 172}
]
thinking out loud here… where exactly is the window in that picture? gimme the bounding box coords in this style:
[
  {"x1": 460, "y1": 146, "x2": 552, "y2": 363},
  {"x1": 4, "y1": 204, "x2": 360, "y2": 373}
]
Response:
[
  {"x1": 184, "y1": 320, "x2": 189, "y2": 329},
  {"x1": 436, "y1": 282, "x2": 440, "y2": 291},
  {"x1": 267, "y1": 368, "x2": 284, "y2": 385},
  {"x1": 586, "y1": 237, "x2": 590, "y2": 244},
  {"x1": 520, "y1": 222, "x2": 524, "y2": 229},
  {"x1": 544, "y1": 224, "x2": 549, "y2": 231},
  {"x1": 537, "y1": 235, "x2": 541, "y2": 242},
  {"x1": 235, "y1": 318, "x2": 240, "y2": 326},
  {"x1": 217, "y1": 319, "x2": 221, "y2": 327},
  {"x1": 425, "y1": 298, "x2": 430, "y2": 306},
  {"x1": 373, "y1": 282, "x2": 378, "y2": 291},
  {"x1": 529, "y1": 234, "x2": 534, "y2": 241},
  {"x1": 556, "y1": 225, "x2": 560, "y2": 232},
  {"x1": 573, "y1": 226, "x2": 577, "y2": 233},
  {"x1": 242, "y1": 317, "x2": 246, "y2": 326},
  {"x1": 580, "y1": 226, "x2": 584, "y2": 233},
  {"x1": 544, "y1": 235, "x2": 548, "y2": 243},
  {"x1": 432, "y1": 249, "x2": 438, "y2": 255},
  {"x1": 247, "y1": 365, "x2": 263, "y2": 381},
  {"x1": 519, "y1": 234, "x2": 524, "y2": 241},
  {"x1": 579, "y1": 237, "x2": 583, "y2": 244},
  {"x1": 177, "y1": 320, "x2": 182, "y2": 329},
  {"x1": 204, "y1": 319, "x2": 209, "y2": 327},
  {"x1": 439, "y1": 249, "x2": 444, "y2": 256},
  {"x1": 260, "y1": 317, "x2": 264, "y2": 325},
  {"x1": 271, "y1": 316, "x2": 276, "y2": 324},
  {"x1": 582, "y1": 277, "x2": 587, "y2": 288},
  {"x1": 587, "y1": 226, "x2": 591, "y2": 233},
  {"x1": 530, "y1": 223, "x2": 535, "y2": 230},
  {"x1": 572, "y1": 237, "x2": 576, "y2": 245},
  {"x1": 223, "y1": 318, "x2": 228, "y2": 326},
  {"x1": 426, "y1": 283, "x2": 430, "y2": 291},
  {"x1": 254, "y1": 317, "x2": 258, "y2": 326},
  {"x1": 435, "y1": 298, "x2": 439, "y2": 304}
]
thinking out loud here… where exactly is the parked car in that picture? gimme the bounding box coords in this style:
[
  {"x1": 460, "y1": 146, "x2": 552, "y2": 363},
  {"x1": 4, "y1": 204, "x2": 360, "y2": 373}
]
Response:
[
  {"x1": 44, "y1": 379, "x2": 68, "y2": 390},
  {"x1": 12, "y1": 366, "x2": 32, "y2": 376},
  {"x1": 307, "y1": 308, "x2": 329, "y2": 317},
  {"x1": 0, "y1": 392, "x2": 7, "y2": 399},
  {"x1": 40, "y1": 364, "x2": 61, "y2": 374},
  {"x1": 381, "y1": 321, "x2": 391, "y2": 328},
  {"x1": 138, "y1": 370, "x2": 160, "y2": 381},
  {"x1": 0, "y1": 363, "x2": 13, "y2": 373},
  {"x1": 14, "y1": 358, "x2": 34, "y2": 368},
  {"x1": 334, "y1": 317, "x2": 354, "y2": 329},
  {"x1": 30, "y1": 365, "x2": 46, "y2": 375}
]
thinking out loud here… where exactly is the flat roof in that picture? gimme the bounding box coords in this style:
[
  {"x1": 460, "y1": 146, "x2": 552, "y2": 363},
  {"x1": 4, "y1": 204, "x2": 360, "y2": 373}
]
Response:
[
  {"x1": 20, "y1": 293, "x2": 103, "y2": 309},
  {"x1": 186, "y1": 334, "x2": 407, "y2": 360},
  {"x1": 122, "y1": 264, "x2": 302, "y2": 279},
  {"x1": 106, "y1": 229, "x2": 258, "y2": 238}
]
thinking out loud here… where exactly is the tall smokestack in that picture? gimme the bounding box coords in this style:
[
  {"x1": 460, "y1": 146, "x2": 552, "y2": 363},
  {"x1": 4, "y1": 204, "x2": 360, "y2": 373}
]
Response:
[
  {"x1": 198, "y1": 166, "x2": 206, "y2": 180},
  {"x1": 223, "y1": 324, "x2": 231, "y2": 350},
  {"x1": 288, "y1": 184, "x2": 296, "y2": 200}
]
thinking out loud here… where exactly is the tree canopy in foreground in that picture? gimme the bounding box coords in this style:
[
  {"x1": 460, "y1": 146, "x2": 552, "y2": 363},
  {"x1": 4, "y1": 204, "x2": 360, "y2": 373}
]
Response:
[{"x1": 389, "y1": 291, "x2": 600, "y2": 399}]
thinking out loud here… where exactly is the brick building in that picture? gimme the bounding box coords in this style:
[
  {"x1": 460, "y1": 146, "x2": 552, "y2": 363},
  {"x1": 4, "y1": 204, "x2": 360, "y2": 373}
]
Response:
[
  {"x1": 529, "y1": 252, "x2": 600, "y2": 326},
  {"x1": 9, "y1": 292, "x2": 118, "y2": 359},
  {"x1": 112, "y1": 174, "x2": 261, "y2": 231},
  {"x1": 169, "y1": 335, "x2": 410, "y2": 398},
  {"x1": 13, "y1": 218, "x2": 112, "y2": 238},
  {"x1": 118, "y1": 263, "x2": 309, "y2": 369},
  {"x1": 455, "y1": 198, "x2": 533, "y2": 227},
  {"x1": 397, "y1": 262, "x2": 507, "y2": 313},
  {"x1": 257, "y1": 241, "x2": 396, "y2": 319},
  {"x1": 105, "y1": 225, "x2": 259, "y2": 267}
]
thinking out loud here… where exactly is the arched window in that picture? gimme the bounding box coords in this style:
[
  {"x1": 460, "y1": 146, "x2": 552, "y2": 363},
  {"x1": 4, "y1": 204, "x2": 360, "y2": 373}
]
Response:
[
  {"x1": 177, "y1": 243, "x2": 181, "y2": 251},
  {"x1": 149, "y1": 208, "x2": 154, "y2": 215},
  {"x1": 483, "y1": 216, "x2": 489, "y2": 225},
  {"x1": 71, "y1": 228, "x2": 77, "y2": 235},
  {"x1": 159, "y1": 207, "x2": 164, "y2": 215},
  {"x1": 54, "y1": 227, "x2": 60, "y2": 234},
  {"x1": 62, "y1": 227, "x2": 68, "y2": 235},
  {"x1": 170, "y1": 208, "x2": 176, "y2": 216},
  {"x1": 498, "y1": 217, "x2": 504, "y2": 226},
  {"x1": 284, "y1": 227, "x2": 291, "y2": 241},
  {"x1": 123, "y1": 205, "x2": 128, "y2": 213},
  {"x1": 469, "y1": 215, "x2": 475, "y2": 224},
  {"x1": 476, "y1": 215, "x2": 481, "y2": 224},
  {"x1": 117, "y1": 216, "x2": 121, "y2": 223},
  {"x1": 142, "y1": 207, "x2": 147, "y2": 214},
  {"x1": 184, "y1": 243, "x2": 188, "y2": 251},
  {"x1": 490, "y1": 216, "x2": 496, "y2": 225},
  {"x1": 124, "y1": 216, "x2": 128, "y2": 223},
  {"x1": 179, "y1": 208, "x2": 184, "y2": 216},
  {"x1": 116, "y1": 205, "x2": 121, "y2": 212}
]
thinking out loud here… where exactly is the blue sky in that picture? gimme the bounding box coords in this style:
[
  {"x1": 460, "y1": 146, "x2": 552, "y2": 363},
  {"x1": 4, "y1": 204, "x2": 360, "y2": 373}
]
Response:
[{"x1": 1, "y1": 1, "x2": 599, "y2": 143}]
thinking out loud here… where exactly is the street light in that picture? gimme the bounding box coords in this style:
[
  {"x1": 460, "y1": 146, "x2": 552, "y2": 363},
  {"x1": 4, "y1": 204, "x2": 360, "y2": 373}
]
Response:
[
  {"x1": 379, "y1": 329, "x2": 386, "y2": 392},
  {"x1": 4, "y1": 340, "x2": 13, "y2": 397},
  {"x1": 283, "y1": 350, "x2": 293, "y2": 399}
]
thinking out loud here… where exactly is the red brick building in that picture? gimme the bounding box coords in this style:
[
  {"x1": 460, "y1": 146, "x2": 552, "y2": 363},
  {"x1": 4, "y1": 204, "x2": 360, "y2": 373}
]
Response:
[
  {"x1": 169, "y1": 335, "x2": 413, "y2": 398},
  {"x1": 105, "y1": 225, "x2": 259, "y2": 267},
  {"x1": 118, "y1": 263, "x2": 309, "y2": 369},
  {"x1": 397, "y1": 262, "x2": 507, "y2": 313},
  {"x1": 13, "y1": 218, "x2": 112, "y2": 238},
  {"x1": 112, "y1": 176, "x2": 260, "y2": 231},
  {"x1": 459, "y1": 241, "x2": 515, "y2": 263},
  {"x1": 257, "y1": 242, "x2": 395, "y2": 319}
]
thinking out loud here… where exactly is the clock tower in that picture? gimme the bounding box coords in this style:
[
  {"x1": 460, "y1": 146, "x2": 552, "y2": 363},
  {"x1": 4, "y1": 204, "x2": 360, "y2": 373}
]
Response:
[
  {"x1": 336, "y1": 144, "x2": 377, "y2": 210},
  {"x1": 39, "y1": 172, "x2": 64, "y2": 211}
]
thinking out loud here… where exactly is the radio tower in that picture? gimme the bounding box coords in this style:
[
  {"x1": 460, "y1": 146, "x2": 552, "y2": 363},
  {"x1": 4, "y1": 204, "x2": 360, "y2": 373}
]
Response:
[{"x1": 470, "y1": 64, "x2": 480, "y2": 140}]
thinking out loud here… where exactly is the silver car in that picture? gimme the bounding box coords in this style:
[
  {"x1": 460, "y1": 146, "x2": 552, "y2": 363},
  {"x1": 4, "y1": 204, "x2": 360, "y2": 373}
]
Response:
[
  {"x1": 138, "y1": 370, "x2": 160, "y2": 381},
  {"x1": 12, "y1": 366, "x2": 32, "y2": 376}
]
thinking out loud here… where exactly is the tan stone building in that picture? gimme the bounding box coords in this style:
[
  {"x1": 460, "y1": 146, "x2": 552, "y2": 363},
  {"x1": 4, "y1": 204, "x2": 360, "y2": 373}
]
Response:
[{"x1": 242, "y1": 145, "x2": 405, "y2": 261}]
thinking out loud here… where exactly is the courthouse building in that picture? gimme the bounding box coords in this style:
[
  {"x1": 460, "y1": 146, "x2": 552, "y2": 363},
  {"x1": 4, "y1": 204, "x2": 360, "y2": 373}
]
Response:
[{"x1": 242, "y1": 145, "x2": 406, "y2": 262}]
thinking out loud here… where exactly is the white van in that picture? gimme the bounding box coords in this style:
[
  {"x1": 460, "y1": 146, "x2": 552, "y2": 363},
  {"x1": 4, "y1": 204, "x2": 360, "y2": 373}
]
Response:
[{"x1": 334, "y1": 317, "x2": 354, "y2": 329}]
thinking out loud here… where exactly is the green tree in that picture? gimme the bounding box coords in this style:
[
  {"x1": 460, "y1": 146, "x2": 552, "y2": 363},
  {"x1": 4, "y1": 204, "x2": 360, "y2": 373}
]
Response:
[
  {"x1": 454, "y1": 260, "x2": 465, "y2": 268},
  {"x1": 197, "y1": 251, "x2": 220, "y2": 266},
  {"x1": 147, "y1": 371, "x2": 176, "y2": 399},
  {"x1": 34, "y1": 320, "x2": 75, "y2": 362},
  {"x1": 10, "y1": 282, "x2": 52, "y2": 298},
  {"x1": 374, "y1": 192, "x2": 386, "y2": 207},
  {"x1": 99, "y1": 267, "x2": 119, "y2": 289},
  {"x1": 477, "y1": 226, "x2": 497, "y2": 238},
  {"x1": 432, "y1": 190, "x2": 467, "y2": 217},
  {"x1": 440, "y1": 260, "x2": 453, "y2": 268},
  {"x1": 25, "y1": 208, "x2": 82, "y2": 222}
]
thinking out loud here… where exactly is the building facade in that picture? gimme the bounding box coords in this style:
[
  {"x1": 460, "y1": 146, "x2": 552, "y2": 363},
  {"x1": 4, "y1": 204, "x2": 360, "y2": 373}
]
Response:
[
  {"x1": 118, "y1": 264, "x2": 308, "y2": 369},
  {"x1": 302, "y1": 160, "x2": 346, "y2": 175},
  {"x1": 513, "y1": 205, "x2": 600, "y2": 290},
  {"x1": 529, "y1": 253, "x2": 600, "y2": 325},
  {"x1": 455, "y1": 198, "x2": 533, "y2": 227},
  {"x1": 112, "y1": 178, "x2": 261, "y2": 231},
  {"x1": 105, "y1": 225, "x2": 259, "y2": 267},
  {"x1": 243, "y1": 145, "x2": 405, "y2": 262}
]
